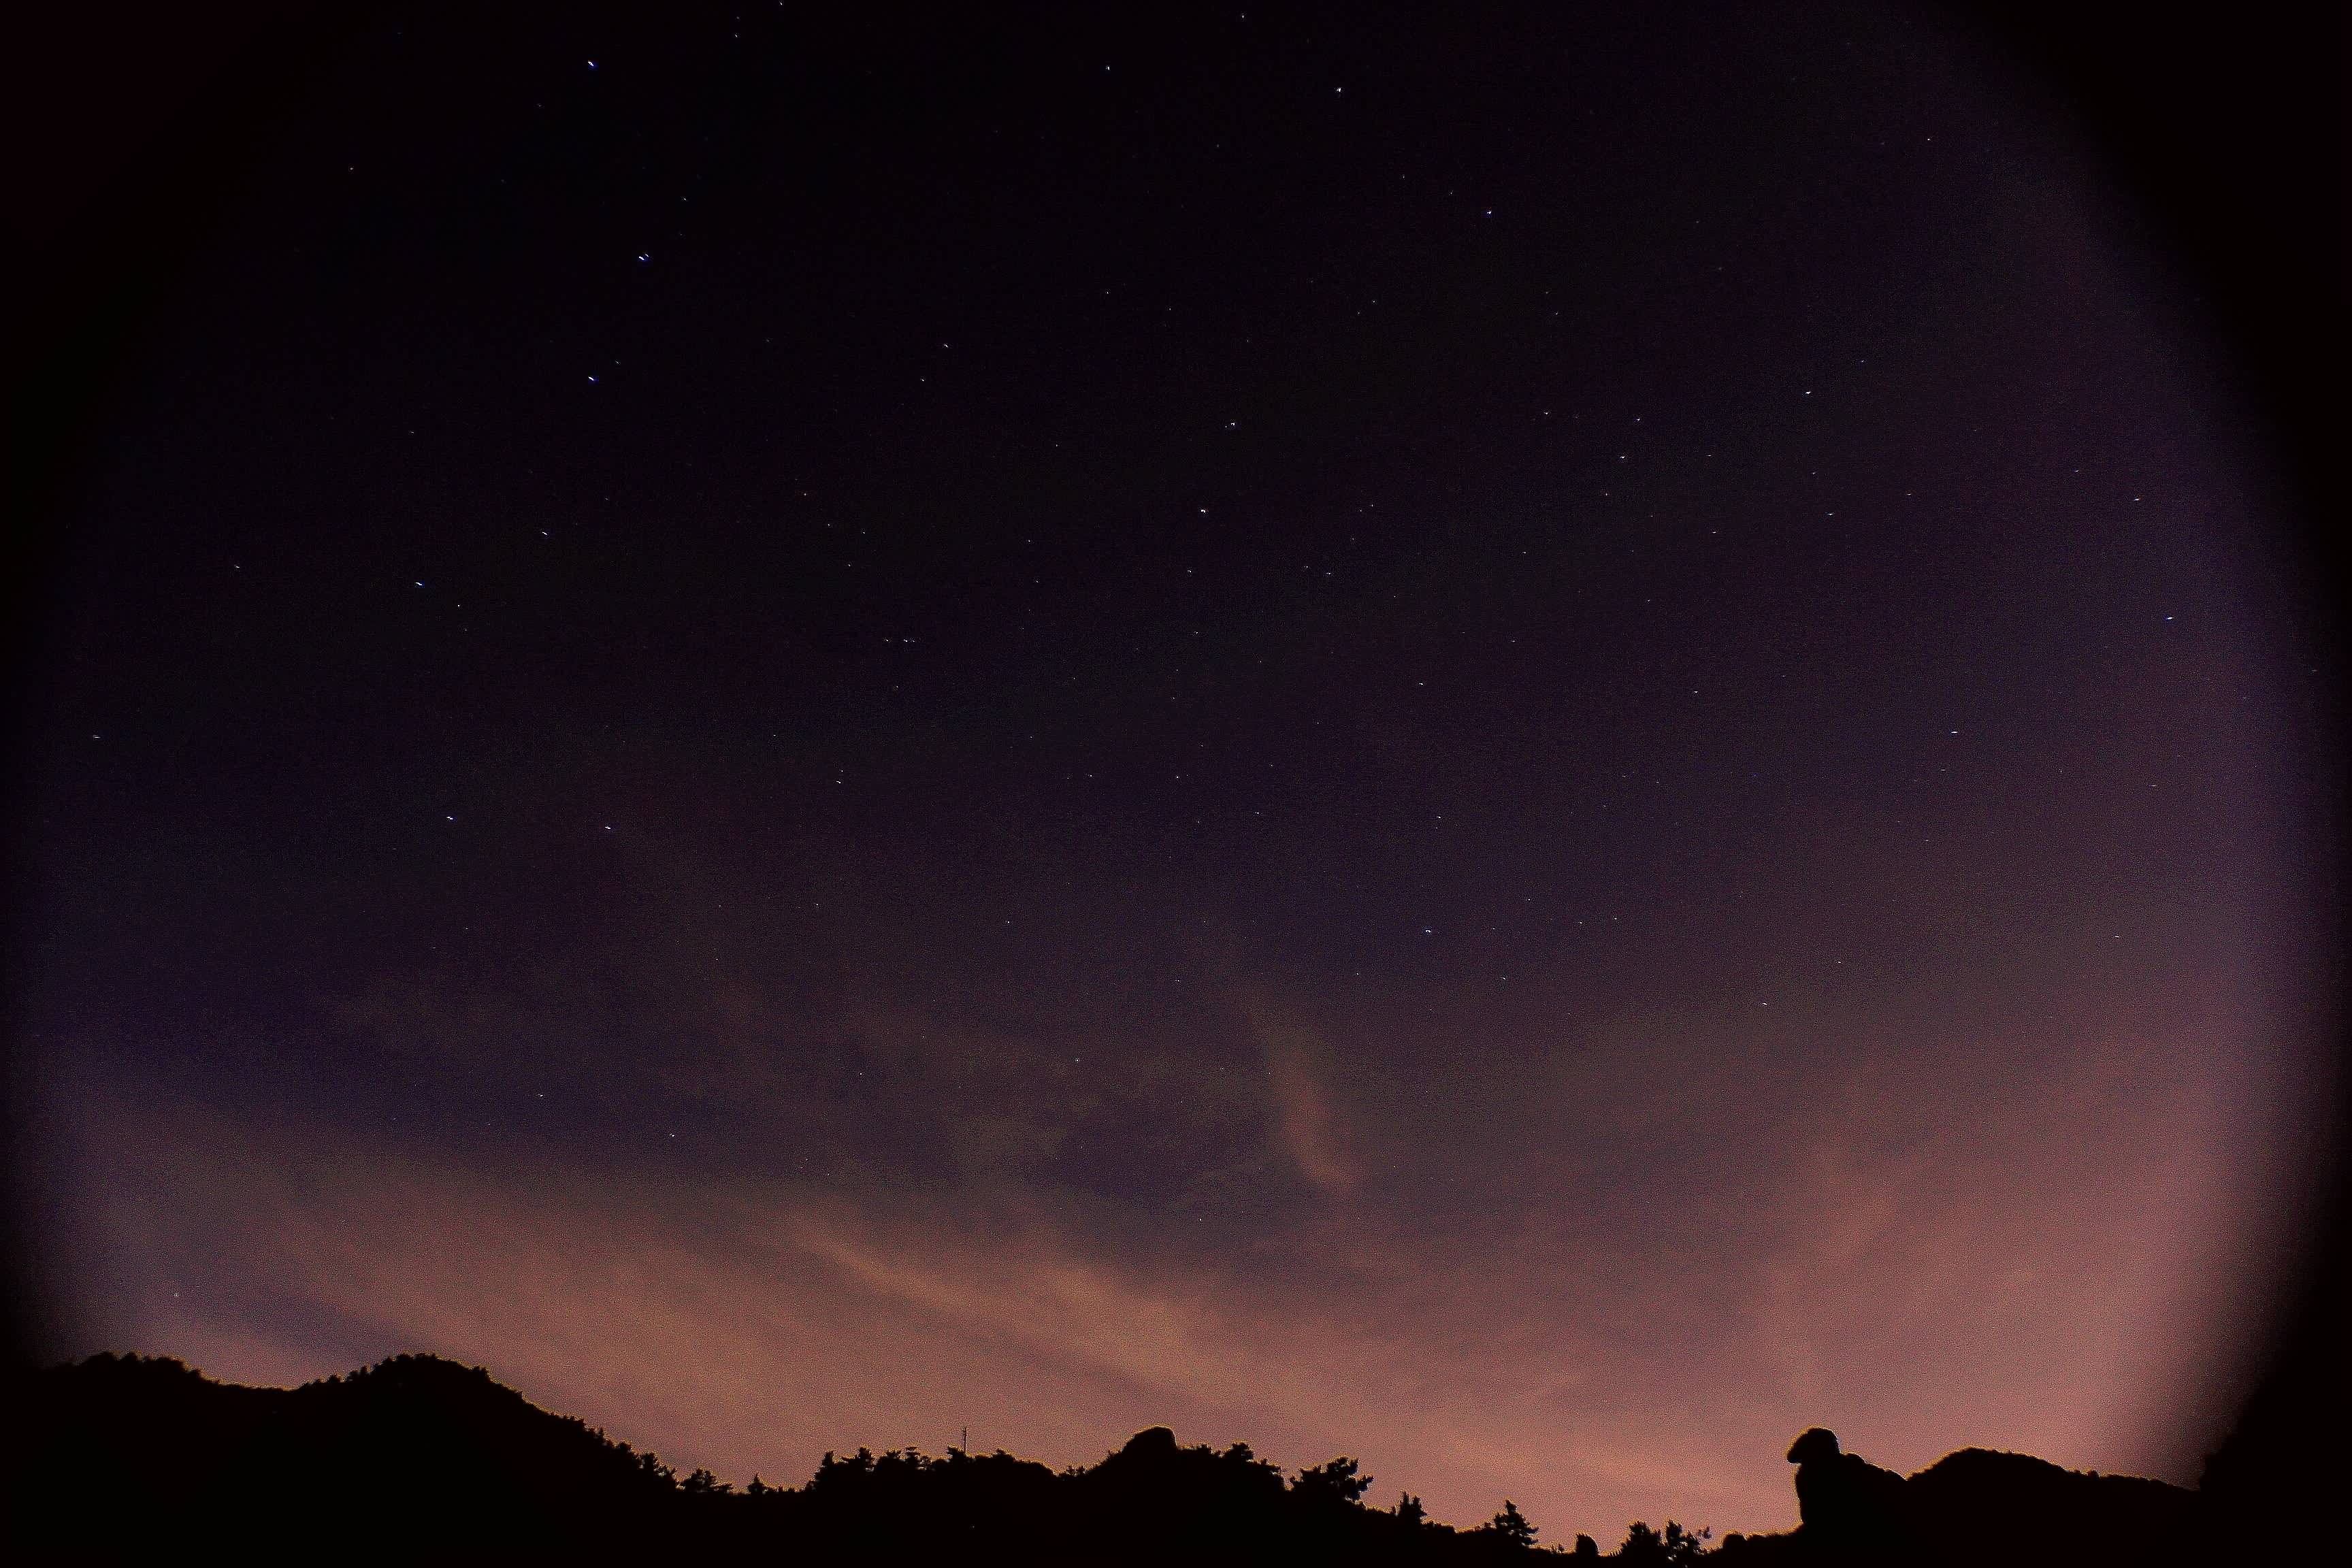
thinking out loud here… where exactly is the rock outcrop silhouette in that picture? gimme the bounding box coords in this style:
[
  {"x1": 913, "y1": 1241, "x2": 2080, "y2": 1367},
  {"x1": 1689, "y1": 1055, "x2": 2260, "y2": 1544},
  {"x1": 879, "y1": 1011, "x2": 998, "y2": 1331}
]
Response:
[
  {"x1": 1718, "y1": 1426, "x2": 2202, "y2": 1565},
  {"x1": 1785, "y1": 1428, "x2": 1915, "y2": 1554}
]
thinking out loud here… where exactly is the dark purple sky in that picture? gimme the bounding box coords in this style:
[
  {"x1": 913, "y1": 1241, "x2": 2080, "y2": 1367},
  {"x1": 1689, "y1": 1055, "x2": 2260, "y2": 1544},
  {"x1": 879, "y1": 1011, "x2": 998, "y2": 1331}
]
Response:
[{"x1": 18, "y1": 1, "x2": 2330, "y2": 1539}]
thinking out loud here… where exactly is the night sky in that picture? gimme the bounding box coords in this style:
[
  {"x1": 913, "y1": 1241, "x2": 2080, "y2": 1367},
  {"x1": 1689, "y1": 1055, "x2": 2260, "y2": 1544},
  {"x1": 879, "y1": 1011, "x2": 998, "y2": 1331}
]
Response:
[{"x1": 16, "y1": 1, "x2": 2331, "y2": 1540}]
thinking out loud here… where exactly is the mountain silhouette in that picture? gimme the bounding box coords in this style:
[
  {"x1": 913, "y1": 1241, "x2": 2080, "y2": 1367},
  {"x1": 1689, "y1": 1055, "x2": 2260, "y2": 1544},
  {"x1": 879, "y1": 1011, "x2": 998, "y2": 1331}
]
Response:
[{"x1": 13, "y1": 1353, "x2": 2225, "y2": 1561}]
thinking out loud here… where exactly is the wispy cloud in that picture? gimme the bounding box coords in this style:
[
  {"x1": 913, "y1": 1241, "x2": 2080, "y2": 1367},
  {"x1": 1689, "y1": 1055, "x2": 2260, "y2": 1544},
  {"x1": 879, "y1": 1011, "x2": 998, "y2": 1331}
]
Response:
[
  {"x1": 1250, "y1": 1011, "x2": 1360, "y2": 1197},
  {"x1": 49, "y1": 1030, "x2": 2259, "y2": 1545}
]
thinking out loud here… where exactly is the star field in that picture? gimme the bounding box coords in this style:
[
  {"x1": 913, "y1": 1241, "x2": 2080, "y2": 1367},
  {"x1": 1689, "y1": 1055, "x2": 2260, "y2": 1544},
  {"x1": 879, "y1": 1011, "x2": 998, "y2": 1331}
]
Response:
[{"x1": 16, "y1": 0, "x2": 2328, "y2": 1541}]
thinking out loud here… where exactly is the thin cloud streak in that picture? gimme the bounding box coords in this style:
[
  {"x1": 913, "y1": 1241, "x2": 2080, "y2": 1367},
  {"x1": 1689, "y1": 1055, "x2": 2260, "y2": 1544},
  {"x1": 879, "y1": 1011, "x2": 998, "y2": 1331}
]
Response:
[{"x1": 1251, "y1": 1011, "x2": 1362, "y2": 1198}]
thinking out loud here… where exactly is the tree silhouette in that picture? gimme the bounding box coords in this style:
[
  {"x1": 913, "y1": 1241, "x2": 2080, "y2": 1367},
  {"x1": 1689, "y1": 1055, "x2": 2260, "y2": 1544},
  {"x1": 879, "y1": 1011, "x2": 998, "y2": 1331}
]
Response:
[
  {"x1": 1616, "y1": 1520, "x2": 1710, "y2": 1565},
  {"x1": 1293, "y1": 1456, "x2": 1373, "y2": 1505},
  {"x1": 1486, "y1": 1500, "x2": 1537, "y2": 1548}
]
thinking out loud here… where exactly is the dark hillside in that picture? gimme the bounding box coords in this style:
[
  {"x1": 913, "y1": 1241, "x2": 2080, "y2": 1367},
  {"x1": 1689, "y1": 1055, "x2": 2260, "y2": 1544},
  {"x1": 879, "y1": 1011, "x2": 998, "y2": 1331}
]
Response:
[
  {"x1": 14, "y1": 1354, "x2": 1551, "y2": 1559},
  {"x1": 20, "y1": 1353, "x2": 681, "y2": 1553},
  {"x1": 1902, "y1": 1446, "x2": 2200, "y2": 1562}
]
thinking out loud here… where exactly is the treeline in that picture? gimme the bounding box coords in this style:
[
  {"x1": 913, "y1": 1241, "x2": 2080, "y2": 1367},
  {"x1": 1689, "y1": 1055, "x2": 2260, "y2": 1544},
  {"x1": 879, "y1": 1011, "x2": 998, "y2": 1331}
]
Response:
[
  {"x1": 15, "y1": 1352, "x2": 2236, "y2": 1562},
  {"x1": 13, "y1": 1352, "x2": 1674, "y2": 1558}
]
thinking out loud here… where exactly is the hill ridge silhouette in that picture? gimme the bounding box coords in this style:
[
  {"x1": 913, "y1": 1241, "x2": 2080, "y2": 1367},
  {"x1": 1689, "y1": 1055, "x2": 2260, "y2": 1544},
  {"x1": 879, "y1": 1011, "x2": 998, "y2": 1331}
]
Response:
[{"x1": 14, "y1": 1352, "x2": 2225, "y2": 1561}]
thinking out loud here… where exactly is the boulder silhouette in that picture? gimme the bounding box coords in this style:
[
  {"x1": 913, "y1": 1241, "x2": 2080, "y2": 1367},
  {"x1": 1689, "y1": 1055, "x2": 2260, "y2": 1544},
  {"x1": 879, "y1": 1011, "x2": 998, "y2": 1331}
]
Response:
[
  {"x1": 1121, "y1": 1425, "x2": 1180, "y2": 1458},
  {"x1": 1785, "y1": 1428, "x2": 1917, "y2": 1556}
]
